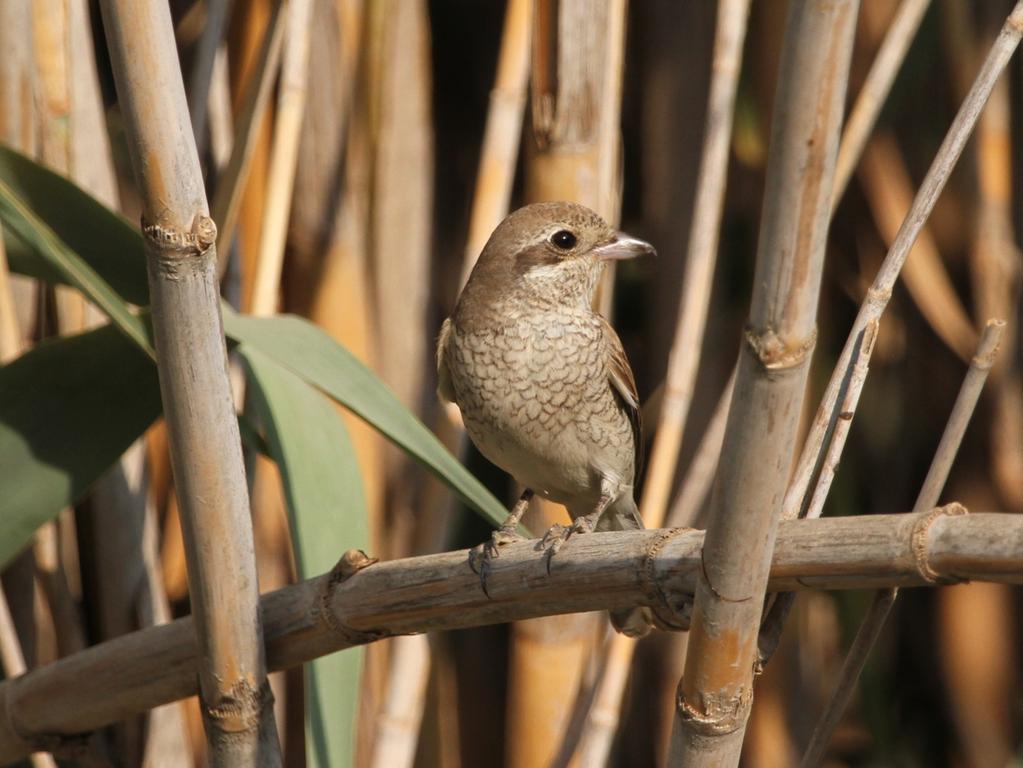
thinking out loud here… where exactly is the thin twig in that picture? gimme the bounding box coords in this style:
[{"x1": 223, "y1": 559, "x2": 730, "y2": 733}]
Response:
[
  {"x1": 801, "y1": 319, "x2": 1005, "y2": 767},
  {"x1": 0, "y1": 508, "x2": 1021, "y2": 764},
  {"x1": 831, "y1": 0, "x2": 932, "y2": 207},
  {"x1": 187, "y1": 0, "x2": 232, "y2": 154}
]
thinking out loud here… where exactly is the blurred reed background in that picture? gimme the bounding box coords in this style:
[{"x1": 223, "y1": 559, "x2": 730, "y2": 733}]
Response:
[{"x1": 1, "y1": 0, "x2": 1022, "y2": 765}]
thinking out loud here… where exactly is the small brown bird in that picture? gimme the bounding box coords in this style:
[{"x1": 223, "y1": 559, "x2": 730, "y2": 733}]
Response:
[{"x1": 436, "y1": 201, "x2": 654, "y2": 636}]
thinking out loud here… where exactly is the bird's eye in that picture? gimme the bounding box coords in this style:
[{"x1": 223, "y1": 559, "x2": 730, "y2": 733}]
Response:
[{"x1": 550, "y1": 230, "x2": 577, "y2": 250}]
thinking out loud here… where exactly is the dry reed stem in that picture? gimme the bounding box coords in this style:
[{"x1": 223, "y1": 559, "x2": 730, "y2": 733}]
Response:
[
  {"x1": 665, "y1": 367, "x2": 736, "y2": 529},
  {"x1": 211, "y1": 0, "x2": 285, "y2": 276},
  {"x1": 369, "y1": 633, "x2": 431, "y2": 768},
  {"x1": 831, "y1": 0, "x2": 932, "y2": 206},
  {"x1": 0, "y1": 587, "x2": 58, "y2": 768},
  {"x1": 98, "y1": 0, "x2": 280, "y2": 763},
  {"x1": 859, "y1": 134, "x2": 976, "y2": 360},
  {"x1": 938, "y1": 581, "x2": 1015, "y2": 766},
  {"x1": 801, "y1": 320, "x2": 1005, "y2": 767},
  {"x1": 1, "y1": 508, "x2": 1022, "y2": 764},
  {"x1": 511, "y1": 0, "x2": 626, "y2": 762},
  {"x1": 187, "y1": 0, "x2": 231, "y2": 155},
  {"x1": 459, "y1": 0, "x2": 532, "y2": 286},
  {"x1": 670, "y1": 2, "x2": 857, "y2": 763},
  {"x1": 574, "y1": 2, "x2": 750, "y2": 761},
  {"x1": 250, "y1": 0, "x2": 313, "y2": 317},
  {"x1": 783, "y1": 0, "x2": 1023, "y2": 526},
  {"x1": 371, "y1": 0, "x2": 433, "y2": 415},
  {"x1": 970, "y1": 70, "x2": 1023, "y2": 511}
]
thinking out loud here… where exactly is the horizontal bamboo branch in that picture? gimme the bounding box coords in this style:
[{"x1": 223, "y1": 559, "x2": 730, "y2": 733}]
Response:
[{"x1": 0, "y1": 508, "x2": 1020, "y2": 764}]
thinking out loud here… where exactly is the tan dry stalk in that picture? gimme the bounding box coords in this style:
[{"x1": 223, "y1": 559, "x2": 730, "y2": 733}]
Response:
[
  {"x1": 0, "y1": 590, "x2": 57, "y2": 768},
  {"x1": 668, "y1": 2, "x2": 858, "y2": 764},
  {"x1": 459, "y1": 0, "x2": 532, "y2": 285},
  {"x1": 371, "y1": 0, "x2": 434, "y2": 416},
  {"x1": 574, "y1": 2, "x2": 751, "y2": 762},
  {"x1": 665, "y1": 366, "x2": 736, "y2": 529},
  {"x1": 64, "y1": 4, "x2": 191, "y2": 760},
  {"x1": 801, "y1": 320, "x2": 1005, "y2": 767},
  {"x1": 98, "y1": 0, "x2": 280, "y2": 764},
  {"x1": 938, "y1": 581, "x2": 1015, "y2": 767},
  {"x1": 370, "y1": 633, "x2": 431, "y2": 768},
  {"x1": 782, "y1": 0, "x2": 1023, "y2": 525},
  {"x1": 1, "y1": 508, "x2": 1022, "y2": 763},
  {"x1": 970, "y1": 73, "x2": 1023, "y2": 511},
  {"x1": 831, "y1": 0, "x2": 932, "y2": 205},
  {"x1": 511, "y1": 0, "x2": 625, "y2": 762},
  {"x1": 227, "y1": 0, "x2": 276, "y2": 311},
  {"x1": 187, "y1": 0, "x2": 232, "y2": 154},
  {"x1": 858, "y1": 134, "x2": 976, "y2": 361},
  {"x1": 211, "y1": 0, "x2": 285, "y2": 275},
  {"x1": 250, "y1": 0, "x2": 314, "y2": 317}
]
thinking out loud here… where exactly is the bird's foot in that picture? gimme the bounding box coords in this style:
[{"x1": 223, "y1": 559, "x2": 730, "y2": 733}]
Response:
[
  {"x1": 538, "y1": 515, "x2": 597, "y2": 574},
  {"x1": 468, "y1": 526, "x2": 527, "y2": 598}
]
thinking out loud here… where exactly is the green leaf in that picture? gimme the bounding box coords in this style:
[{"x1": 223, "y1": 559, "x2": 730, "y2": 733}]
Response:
[
  {"x1": 223, "y1": 309, "x2": 509, "y2": 528},
  {"x1": 0, "y1": 324, "x2": 162, "y2": 568},
  {"x1": 0, "y1": 173, "x2": 153, "y2": 357},
  {"x1": 0, "y1": 144, "x2": 149, "y2": 306},
  {"x1": 242, "y1": 345, "x2": 366, "y2": 768}
]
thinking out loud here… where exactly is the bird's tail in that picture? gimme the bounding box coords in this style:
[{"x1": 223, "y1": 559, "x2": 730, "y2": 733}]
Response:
[{"x1": 603, "y1": 492, "x2": 652, "y2": 638}]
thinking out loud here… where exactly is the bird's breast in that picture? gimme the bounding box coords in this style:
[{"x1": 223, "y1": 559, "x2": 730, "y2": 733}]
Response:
[{"x1": 444, "y1": 312, "x2": 634, "y2": 502}]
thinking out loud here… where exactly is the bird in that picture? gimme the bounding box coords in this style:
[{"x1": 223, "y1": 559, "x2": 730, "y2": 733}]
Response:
[{"x1": 436, "y1": 201, "x2": 655, "y2": 636}]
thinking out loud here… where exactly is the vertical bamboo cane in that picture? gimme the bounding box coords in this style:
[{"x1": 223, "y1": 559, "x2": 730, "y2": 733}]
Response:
[
  {"x1": 505, "y1": 1, "x2": 625, "y2": 765},
  {"x1": 669, "y1": 2, "x2": 858, "y2": 764},
  {"x1": 98, "y1": 1, "x2": 281, "y2": 764},
  {"x1": 574, "y1": 2, "x2": 750, "y2": 764}
]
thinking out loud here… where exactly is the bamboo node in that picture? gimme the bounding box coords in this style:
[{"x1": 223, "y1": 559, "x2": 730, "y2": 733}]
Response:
[
  {"x1": 676, "y1": 679, "x2": 751, "y2": 736},
  {"x1": 911, "y1": 503, "x2": 969, "y2": 584},
  {"x1": 141, "y1": 214, "x2": 218, "y2": 278},
  {"x1": 318, "y1": 550, "x2": 385, "y2": 645},
  {"x1": 743, "y1": 326, "x2": 817, "y2": 371},
  {"x1": 645, "y1": 528, "x2": 698, "y2": 631},
  {"x1": 203, "y1": 679, "x2": 274, "y2": 734}
]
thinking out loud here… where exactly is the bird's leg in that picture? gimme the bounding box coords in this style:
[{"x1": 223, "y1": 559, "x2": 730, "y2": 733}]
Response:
[
  {"x1": 469, "y1": 489, "x2": 534, "y2": 597},
  {"x1": 540, "y1": 491, "x2": 615, "y2": 574}
]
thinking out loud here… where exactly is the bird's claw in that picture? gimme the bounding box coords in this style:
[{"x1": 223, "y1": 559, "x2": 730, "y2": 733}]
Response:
[
  {"x1": 468, "y1": 527, "x2": 526, "y2": 598},
  {"x1": 538, "y1": 517, "x2": 594, "y2": 574}
]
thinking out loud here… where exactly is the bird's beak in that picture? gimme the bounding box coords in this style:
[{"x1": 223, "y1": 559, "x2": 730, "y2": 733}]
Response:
[{"x1": 592, "y1": 233, "x2": 656, "y2": 261}]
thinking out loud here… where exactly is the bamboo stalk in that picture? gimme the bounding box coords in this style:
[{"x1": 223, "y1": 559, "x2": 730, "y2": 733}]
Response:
[
  {"x1": 459, "y1": 0, "x2": 532, "y2": 286},
  {"x1": 250, "y1": 0, "x2": 313, "y2": 317},
  {"x1": 369, "y1": 633, "x2": 431, "y2": 768},
  {"x1": 831, "y1": 0, "x2": 932, "y2": 206},
  {"x1": 187, "y1": 0, "x2": 232, "y2": 155},
  {"x1": 211, "y1": 0, "x2": 285, "y2": 275},
  {"x1": 0, "y1": 507, "x2": 1021, "y2": 764},
  {"x1": 800, "y1": 319, "x2": 1005, "y2": 767},
  {"x1": 97, "y1": 0, "x2": 280, "y2": 764},
  {"x1": 665, "y1": 367, "x2": 736, "y2": 529},
  {"x1": 574, "y1": 3, "x2": 750, "y2": 762},
  {"x1": 512, "y1": 1, "x2": 627, "y2": 763},
  {"x1": 0, "y1": 590, "x2": 57, "y2": 768},
  {"x1": 668, "y1": 2, "x2": 857, "y2": 764},
  {"x1": 782, "y1": 0, "x2": 1023, "y2": 525}
]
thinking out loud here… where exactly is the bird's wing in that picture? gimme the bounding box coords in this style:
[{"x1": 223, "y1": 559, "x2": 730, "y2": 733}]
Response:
[
  {"x1": 436, "y1": 317, "x2": 457, "y2": 403},
  {"x1": 599, "y1": 316, "x2": 643, "y2": 484}
]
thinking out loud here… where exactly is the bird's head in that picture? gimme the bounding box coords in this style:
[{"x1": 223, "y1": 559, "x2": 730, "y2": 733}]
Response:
[{"x1": 462, "y1": 202, "x2": 655, "y2": 312}]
